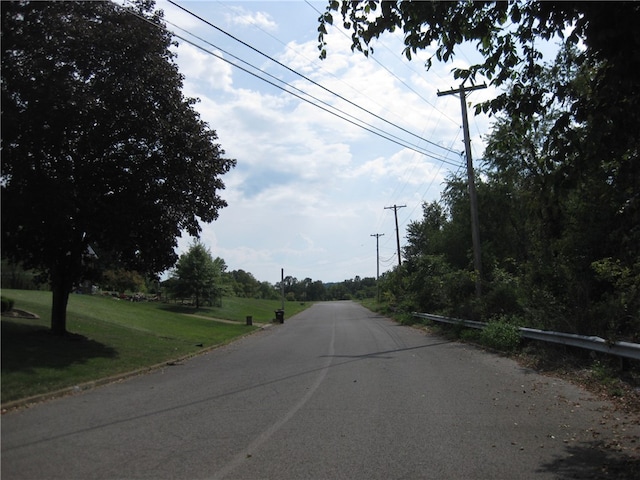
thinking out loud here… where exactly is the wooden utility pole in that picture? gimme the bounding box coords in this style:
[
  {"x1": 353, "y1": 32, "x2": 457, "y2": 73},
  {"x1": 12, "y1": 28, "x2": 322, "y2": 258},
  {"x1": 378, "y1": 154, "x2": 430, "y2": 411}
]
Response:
[
  {"x1": 384, "y1": 204, "x2": 406, "y2": 267},
  {"x1": 371, "y1": 233, "x2": 384, "y2": 302},
  {"x1": 437, "y1": 83, "x2": 486, "y2": 298}
]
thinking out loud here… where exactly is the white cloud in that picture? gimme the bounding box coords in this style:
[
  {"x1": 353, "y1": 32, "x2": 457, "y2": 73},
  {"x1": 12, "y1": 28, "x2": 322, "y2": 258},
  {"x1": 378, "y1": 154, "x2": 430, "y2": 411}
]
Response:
[
  {"x1": 172, "y1": 42, "x2": 234, "y2": 91},
  {"x1": 225, "y1": 7, "x2": 278, "y2": 32},
  {"x1": 346, "y1": 148, "x2": 447, "y2": 187},
  {"x1": 162, "y1": 1, "x2": 497, "y2": 283}
]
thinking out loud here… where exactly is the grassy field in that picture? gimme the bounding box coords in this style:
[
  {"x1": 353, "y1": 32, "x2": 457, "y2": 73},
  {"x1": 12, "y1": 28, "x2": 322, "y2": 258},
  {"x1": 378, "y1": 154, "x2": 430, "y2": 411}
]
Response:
[{"x1": 1, "y1": 289, "x2": 311, "y2": 405}]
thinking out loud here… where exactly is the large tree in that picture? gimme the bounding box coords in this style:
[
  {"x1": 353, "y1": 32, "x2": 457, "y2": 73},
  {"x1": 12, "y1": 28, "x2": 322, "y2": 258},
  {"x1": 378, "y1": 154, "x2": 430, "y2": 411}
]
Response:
[{"x1": 1, "y1": 1, "x2": 236, "y2": 334}]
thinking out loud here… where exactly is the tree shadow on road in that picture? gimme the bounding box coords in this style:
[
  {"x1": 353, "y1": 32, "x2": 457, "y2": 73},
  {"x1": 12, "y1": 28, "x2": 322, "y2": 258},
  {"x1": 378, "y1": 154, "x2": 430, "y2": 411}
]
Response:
[
  {"x1": 320, "y1": 340, "x2": 454, "y2": 360},
  {"x1": 538, "y1": 441, "x2": 640, "y2": 479}
]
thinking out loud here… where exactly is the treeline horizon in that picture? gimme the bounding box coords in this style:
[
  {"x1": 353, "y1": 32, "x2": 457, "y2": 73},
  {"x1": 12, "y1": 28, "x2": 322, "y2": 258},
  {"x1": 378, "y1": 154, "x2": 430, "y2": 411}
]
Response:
[{"x1": 1, "y1": 259, "x2": 378, "y2": 304}]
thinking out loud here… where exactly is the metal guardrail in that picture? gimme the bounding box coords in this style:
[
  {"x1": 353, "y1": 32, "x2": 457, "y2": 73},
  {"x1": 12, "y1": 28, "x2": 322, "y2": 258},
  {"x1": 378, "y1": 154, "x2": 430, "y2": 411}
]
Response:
[{"x1": 412, "y1": 312, "x2": 640, "y2": 361}]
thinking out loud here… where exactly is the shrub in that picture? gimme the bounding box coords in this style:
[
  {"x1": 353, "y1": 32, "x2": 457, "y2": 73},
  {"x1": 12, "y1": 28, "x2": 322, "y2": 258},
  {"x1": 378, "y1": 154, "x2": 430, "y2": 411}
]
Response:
[
  {"x1": 460, "y1": 328, "x2": 481, "y2": 342},
  {"x1": 397, "y1": 312, "x2": 416, "y2": 325},
  {"x1": 1, "y1": 296, "x2": 15, "y2": 313},
  {"x1": 481, "y1": 267, "x2": 524, "y2": 319},
  {"x1": 480, "y1": 317, "x2": 522, "y2": 352},
  {"x1": 442, "y1": 269, "x2": 478, "y2": 319}
]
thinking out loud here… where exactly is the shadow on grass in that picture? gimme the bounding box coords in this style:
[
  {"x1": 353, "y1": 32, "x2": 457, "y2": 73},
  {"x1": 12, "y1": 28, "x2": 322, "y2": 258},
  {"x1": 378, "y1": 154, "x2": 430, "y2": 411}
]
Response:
[
  {"x1": 1, "y1": 320, "x2": 117, "y2": 374},
  {"x1": 538, "y1": 441, "x2": 640, "y2": 479},
  {"x1": 158, "y1": 304, "x2": 223, "y2": 317}
]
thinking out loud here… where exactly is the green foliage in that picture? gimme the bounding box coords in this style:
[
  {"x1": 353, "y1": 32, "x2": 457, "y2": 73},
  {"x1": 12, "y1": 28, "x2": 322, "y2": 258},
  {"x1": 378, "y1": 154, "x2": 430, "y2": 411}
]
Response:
[
  {"x1": 480, "y1": 267, "x2": 523, "y2": 319},
  {"x1": 318, "y1": 1, "x2": 640, "y2": 340},
  {"x1": 276, "y1": 275, "x2": 376, "y2": 302},
  {"x1": 280, "y1": 276, "x2": 328, "y2": 302},
  {"x1": 378, "y1": 267, "x2": 406, "y2": 306},
  {"x1": 442, "y1": 269, "x2": 478, "y2": 319},
  {"x1": 480, "y1": 317, "x2": 522, "y2": 352},
  {"x1": 450, "y1": 321, "x2": 467, "y2": 340},
  {"x1": 591, "y1": 258, "x2": 640, "y2": 342},
  {"x1": 1, "y1": 2, "x2": 235, "y2": 334},
  {"x1": 320, "y1": 3, "x2": 640, "y2": 134},
  {"x1": 101, "y1": 268, "x2": 145, "y2": 295},
  {"x1": 589, "y1": 360, "x2": 627, "y2": 397},
  {"x1": 396, "y1": 312, "x2": 416, "y2": 326},
  {"x1": 226, "y1": 269, "x2": 279, "y2": 299},
  {"x1": 1, "y1": 260, "x2": 47, "y2": 291},
  {"x1": 459, "y1": 328, "x2": 481, "y2": 343},
  {"x1": 1, "y1": 296, "x2": 15, "y2": 313},
  {"x1": 169, "y1": 241, "x2": 224, "y2": 308}
]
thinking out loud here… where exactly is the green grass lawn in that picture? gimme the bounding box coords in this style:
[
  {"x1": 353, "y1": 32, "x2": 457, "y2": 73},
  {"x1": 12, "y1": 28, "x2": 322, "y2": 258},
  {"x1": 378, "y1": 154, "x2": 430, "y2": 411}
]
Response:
[{"x1": 1, "y1": 289, "x2": 312, "y2": 405}]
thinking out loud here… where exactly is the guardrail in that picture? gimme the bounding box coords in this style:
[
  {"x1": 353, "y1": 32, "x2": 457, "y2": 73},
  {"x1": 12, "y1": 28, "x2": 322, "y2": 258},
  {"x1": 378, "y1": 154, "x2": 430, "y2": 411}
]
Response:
[{"x1": 412, "y1": 312, "x2": 640, "y2": 361}]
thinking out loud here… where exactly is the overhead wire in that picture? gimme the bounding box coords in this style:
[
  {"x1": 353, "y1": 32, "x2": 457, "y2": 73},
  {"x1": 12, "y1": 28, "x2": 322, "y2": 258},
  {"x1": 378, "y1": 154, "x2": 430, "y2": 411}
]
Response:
[
  {"x1": 167, "y1": 0, "x2": 461, "y2": 159},
  {"x1": 119, "y1": 0, "x2": 463, "y2": 167},
  {"x1": 215, "y1": 0, "x2": 462, "y2": 217},
  {"x1": 154, "y1": 17, "x2": 460, "y2": 164},
  {"x1": 118, "y1": 2, "x2": 463, "y2": 166},
  {"x1": 161, "y1": 1, "x2": 414, "y2": 272},
  {"x1": 222, "y1": 0, "x2": 447, "y2": 137},
  {"x1": 304, "y1": 0, "x2": 466, "y2": 221},
  {"x1": 123, "y1": 0, "x2": 489, "y2": 277},
  {"x1": 300, "y1": 1, "x2": 473, "y2": 242},
  {"x1": 304, "y1": 0, "x2": 460, "y2": 128},
  {"x1": 400, "y1": 133, "x2": 464, "y2": 226},
  {"x1": 158, "y1": 1, "x2": 452, "y2": 273},
  {"x1": 163, "y1": 0, "x2": 470, "y2": 198}
]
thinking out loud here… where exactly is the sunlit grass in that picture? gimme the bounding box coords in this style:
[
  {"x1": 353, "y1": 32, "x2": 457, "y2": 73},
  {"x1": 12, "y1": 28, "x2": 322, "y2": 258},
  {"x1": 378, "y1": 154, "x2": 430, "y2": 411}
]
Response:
[{"x1": 1, "y1": 289, "x2": 312, "y2": 404}]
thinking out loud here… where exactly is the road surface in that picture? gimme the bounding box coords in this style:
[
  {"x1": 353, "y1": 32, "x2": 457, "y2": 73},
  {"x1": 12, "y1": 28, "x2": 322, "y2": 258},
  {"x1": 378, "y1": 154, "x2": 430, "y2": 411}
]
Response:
[{"x1": 2, "y1": 301, "x2": 638, "y2": 479}]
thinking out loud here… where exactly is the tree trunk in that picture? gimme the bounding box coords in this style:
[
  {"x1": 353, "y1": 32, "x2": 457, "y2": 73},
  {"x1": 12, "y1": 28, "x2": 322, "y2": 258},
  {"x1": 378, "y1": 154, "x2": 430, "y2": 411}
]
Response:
[{"x1": 51, "y1": 270, "x2": 72, "y2": 336}]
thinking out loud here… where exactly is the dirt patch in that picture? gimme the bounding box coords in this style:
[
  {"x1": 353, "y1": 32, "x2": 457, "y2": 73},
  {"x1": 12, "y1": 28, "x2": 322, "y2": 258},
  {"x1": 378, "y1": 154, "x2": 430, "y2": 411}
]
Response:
[
  {"x1": 1, "y1": 309, "x2": 40, "y2": 319},
  {"x1": 503, "y1": 340, "x2": 639, "y2": 416}
]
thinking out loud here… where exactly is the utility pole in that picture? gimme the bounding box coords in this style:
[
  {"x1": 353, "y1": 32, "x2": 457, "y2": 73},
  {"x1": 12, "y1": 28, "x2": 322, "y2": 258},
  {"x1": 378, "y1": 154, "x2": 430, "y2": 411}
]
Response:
[
  {"x1": 371, "y1": 233, "x2": 384, "y2": 302},
  {"x1": 384, "y1": 204, "x2": 406, "y2": 267},
  {"x1": 437, "y1": 83, "x2": 486, "y2": 298},
  {"x1": 280, "y1": 268, "x2": 284, "y2": 311}
]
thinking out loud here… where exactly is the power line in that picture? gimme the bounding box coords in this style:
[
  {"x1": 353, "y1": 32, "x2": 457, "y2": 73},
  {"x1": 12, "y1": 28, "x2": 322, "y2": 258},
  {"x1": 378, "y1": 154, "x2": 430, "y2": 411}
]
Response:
[
  {"x1": 119, "y1": 1, "x2": 463, "y2": 167},
  {"x1": 304, "y1": 0, "x2": 460, "y2": 128},
  {"x1": 152, "y1": 15, "x2": 457, "y2": 164},
  {"x1": 118, "y1": 4, "x2": 455, "y2": 164},
  {"x1": 167, "y1": 0, "x2": 461, "y2": 158},
  {"x1": 124, "y1": 0, "x2": 472, "y2": 266}
]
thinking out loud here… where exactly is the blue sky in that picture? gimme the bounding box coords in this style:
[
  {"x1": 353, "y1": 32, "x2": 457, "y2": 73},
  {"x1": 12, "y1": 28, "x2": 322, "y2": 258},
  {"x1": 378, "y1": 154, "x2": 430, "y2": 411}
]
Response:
[{"x1": 153, "y1": 0, "x2": 499, "y2": 284}]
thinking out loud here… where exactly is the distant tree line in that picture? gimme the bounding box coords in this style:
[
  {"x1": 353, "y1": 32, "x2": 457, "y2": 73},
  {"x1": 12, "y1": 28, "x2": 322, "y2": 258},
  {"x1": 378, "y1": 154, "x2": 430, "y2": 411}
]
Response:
[
  {"x1": 2, "y1": 242, "x2": 379, "y2": 306},
  {"x1": 155, "y1": 241, "x2": 378, "y2": 305},
  {"x1": 277, "y1": 275, "x2": 377, "y2": 302}
]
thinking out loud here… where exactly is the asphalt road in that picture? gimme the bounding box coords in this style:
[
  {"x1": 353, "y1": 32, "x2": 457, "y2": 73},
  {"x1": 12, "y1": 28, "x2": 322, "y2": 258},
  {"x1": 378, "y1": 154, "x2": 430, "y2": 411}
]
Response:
[{"x1": 2, "y1": 301, "x2": 638, "y2": 479}]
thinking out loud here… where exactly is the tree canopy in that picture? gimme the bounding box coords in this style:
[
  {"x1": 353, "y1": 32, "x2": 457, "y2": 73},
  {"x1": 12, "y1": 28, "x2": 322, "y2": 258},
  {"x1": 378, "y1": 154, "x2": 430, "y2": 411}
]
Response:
[
  {"x1": 1, "y1": 1, "x2": 236, "y2": 334},
  {"x1": 318, "y1": 2, "x2": 640, "y2": 162},
  {"x1": 319, "y1": 2, "x2": 639, "y2": 337}
]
